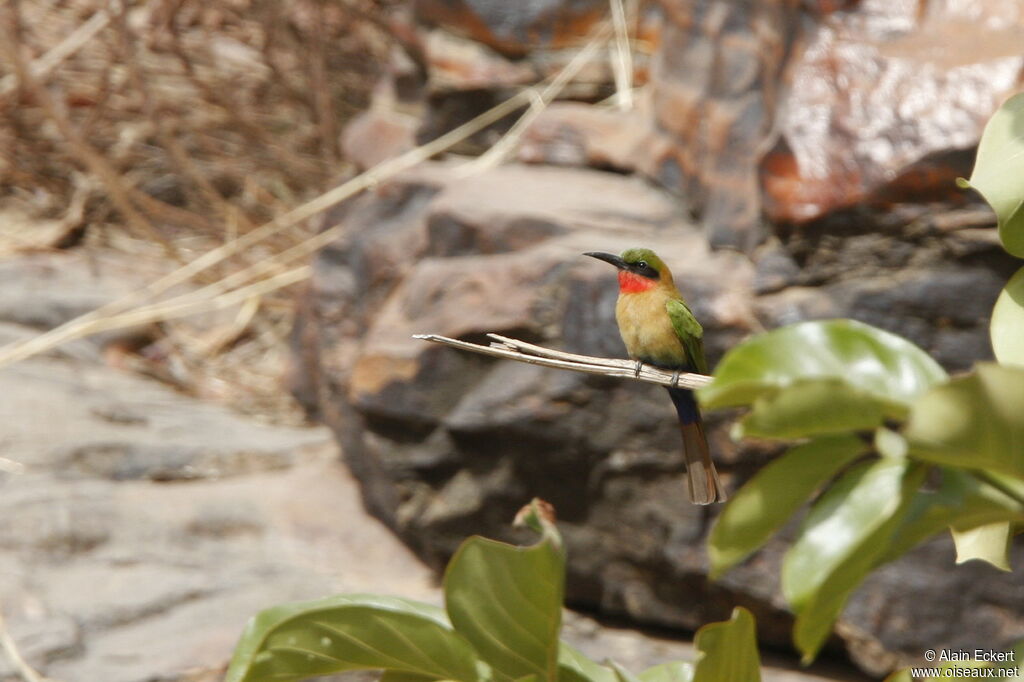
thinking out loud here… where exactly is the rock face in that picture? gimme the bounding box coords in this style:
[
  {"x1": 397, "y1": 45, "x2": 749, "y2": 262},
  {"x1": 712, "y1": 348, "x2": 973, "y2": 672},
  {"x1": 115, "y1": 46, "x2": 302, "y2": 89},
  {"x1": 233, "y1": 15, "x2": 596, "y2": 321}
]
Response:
[
  {"x1": 0, "y1": 253, "x2": 439, "y2": 682},
  {"x1": 291, "y1": 158, "x2": 1022, "y2": 674},
  {"x1": 645, "y1": 0, "x2": 806, "y2": 250},
  {"x1": 0, "y1": 347, "x2": 435, "y2": 682},
  {"x1": 762, "y1": 0, "x2": 1024, "y2": 224},
  {"x1": 413, "y1": 0, "x2": 610, "y2": 57}
]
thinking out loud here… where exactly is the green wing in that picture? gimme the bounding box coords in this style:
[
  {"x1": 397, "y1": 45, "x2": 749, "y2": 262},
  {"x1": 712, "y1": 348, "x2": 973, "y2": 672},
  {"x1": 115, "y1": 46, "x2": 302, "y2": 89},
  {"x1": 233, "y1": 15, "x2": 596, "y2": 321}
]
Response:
[{"x1": 666, "y1": 299, "x2": 708, "y2": 374}]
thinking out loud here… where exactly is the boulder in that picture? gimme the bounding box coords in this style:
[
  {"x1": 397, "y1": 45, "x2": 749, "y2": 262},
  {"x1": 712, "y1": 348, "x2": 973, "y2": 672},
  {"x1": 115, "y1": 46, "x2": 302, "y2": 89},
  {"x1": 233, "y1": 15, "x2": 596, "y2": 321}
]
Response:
[
  {"x1": 763, "y1": 0, "x2": 1024, "y2": 223},
  {"x1": 0, "y1": 344, "x2": 439, "y2": 681}
]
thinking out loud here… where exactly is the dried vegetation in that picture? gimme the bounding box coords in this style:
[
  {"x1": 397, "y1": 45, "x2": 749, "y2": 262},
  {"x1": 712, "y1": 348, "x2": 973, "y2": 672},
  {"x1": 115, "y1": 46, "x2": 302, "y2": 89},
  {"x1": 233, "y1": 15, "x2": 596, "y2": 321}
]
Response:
[{"x1": 0, "y1": 0, "x2": 396, "y2": 421}]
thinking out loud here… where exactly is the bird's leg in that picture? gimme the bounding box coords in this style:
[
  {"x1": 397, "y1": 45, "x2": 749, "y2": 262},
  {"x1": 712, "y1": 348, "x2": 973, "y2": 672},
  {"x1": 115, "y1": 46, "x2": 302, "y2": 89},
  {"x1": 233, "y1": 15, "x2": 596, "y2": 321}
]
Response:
[{"x1": 634, "y1": 359, "x2": 643, "y2": 378}]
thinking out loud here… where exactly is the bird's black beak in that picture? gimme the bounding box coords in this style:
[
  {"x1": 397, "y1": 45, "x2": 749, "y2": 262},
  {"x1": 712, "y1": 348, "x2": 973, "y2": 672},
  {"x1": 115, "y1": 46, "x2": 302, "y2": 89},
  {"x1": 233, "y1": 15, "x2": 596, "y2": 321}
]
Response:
[{"x1": 584, "y1": 252, "x2": 627, "y2": 269}]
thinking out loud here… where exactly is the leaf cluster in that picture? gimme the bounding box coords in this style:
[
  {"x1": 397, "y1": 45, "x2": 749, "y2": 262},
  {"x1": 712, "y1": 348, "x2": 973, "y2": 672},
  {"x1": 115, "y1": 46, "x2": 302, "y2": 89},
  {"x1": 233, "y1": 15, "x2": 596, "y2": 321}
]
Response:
[
  {"x1": 700, "y1": 91, "x2": 1024, "y2": 664},
  {"x1": 225, "y1": 501, "x2": 762, "y2": 682}
]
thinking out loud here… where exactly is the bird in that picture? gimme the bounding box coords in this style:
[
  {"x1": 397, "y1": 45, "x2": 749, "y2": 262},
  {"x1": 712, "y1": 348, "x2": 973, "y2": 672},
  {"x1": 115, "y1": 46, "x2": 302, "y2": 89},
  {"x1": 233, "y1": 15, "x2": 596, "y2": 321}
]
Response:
[{"x1": 584, "y1": 247, "x2": 726, "y2": 504}]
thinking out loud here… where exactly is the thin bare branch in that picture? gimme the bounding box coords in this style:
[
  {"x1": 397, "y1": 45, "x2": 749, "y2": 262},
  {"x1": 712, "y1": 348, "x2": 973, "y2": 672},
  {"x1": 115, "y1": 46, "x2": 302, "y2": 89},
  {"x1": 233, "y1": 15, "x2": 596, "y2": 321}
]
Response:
[
  {"x1": 414, "y1": 334, "x2": 712, "y2": 390},
  {"x1": 56, "y1": 264, "x2": 311, "y2": 339}
]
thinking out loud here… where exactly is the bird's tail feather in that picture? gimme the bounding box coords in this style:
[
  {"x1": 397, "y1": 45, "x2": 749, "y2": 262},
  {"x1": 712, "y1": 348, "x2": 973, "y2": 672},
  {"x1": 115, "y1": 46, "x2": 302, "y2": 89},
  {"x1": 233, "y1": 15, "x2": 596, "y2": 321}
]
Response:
[
  {"x1": 668, "y1": 388, "x2": 726, "y2": 505},
  {"x1": 680, "y1": 419, "x2": 726, "y2": 504}
]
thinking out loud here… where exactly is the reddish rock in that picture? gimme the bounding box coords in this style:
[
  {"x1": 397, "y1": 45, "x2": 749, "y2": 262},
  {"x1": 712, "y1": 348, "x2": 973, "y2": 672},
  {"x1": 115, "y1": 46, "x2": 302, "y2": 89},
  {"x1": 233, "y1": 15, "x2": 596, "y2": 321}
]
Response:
[
  {"x1": 648, "y1": 0, "x2": 805, "y2": 250},
  {"x1": 359, "y1": 0, "x2": 1022, "y2": 250},
  {"x1": 763, "y1": 0, "x2": 1024, "y2": 223}
]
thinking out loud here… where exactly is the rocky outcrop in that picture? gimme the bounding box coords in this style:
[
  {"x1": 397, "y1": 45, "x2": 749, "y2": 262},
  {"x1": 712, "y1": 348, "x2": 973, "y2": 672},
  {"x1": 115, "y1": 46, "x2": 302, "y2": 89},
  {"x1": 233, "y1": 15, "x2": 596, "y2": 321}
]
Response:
[
  {"x1": 763, "y1": 0, "x2": 1024, "y2": 224},
  {"x1": 0, "y1": 253, "x2": 432, "y2": 681}
]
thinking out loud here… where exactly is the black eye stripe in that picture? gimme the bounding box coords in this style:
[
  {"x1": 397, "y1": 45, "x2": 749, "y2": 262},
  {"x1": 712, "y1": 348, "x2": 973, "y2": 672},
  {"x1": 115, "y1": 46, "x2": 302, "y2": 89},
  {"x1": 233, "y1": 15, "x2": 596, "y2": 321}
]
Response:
[{"x1": 628, "y1": 261, "x2": 660, "y2": 279}]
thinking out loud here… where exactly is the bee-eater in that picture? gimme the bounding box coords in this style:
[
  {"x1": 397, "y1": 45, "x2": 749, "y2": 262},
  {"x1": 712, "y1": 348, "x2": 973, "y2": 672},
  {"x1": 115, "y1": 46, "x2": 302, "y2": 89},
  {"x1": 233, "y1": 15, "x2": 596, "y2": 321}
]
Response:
[{"x1": 585, "y1": 248, "x2": 726, "y2": 504}]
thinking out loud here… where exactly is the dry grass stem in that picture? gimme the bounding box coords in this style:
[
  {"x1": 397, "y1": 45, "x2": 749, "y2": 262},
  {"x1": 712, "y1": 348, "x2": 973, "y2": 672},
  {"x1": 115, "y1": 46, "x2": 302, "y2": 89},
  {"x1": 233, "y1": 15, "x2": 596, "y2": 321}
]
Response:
[
  {"x1": 0, "y1": 604, "x2": 53, "y2": 682},
  {"x1": 71, "y1": 265, "x2": 310, "y2": 339},
  {"x1": 414, "y1": 334, "x2": 712, "y2": 390},
  {"x1": 460, "y1": 22, "x2": 612, "y2": 174},
  {"x1": 609, "y1": 0, "x2": 634, "y2": 110},
  {"x1": 0, "y1": 1, "x2": 114, "y2": 99}
]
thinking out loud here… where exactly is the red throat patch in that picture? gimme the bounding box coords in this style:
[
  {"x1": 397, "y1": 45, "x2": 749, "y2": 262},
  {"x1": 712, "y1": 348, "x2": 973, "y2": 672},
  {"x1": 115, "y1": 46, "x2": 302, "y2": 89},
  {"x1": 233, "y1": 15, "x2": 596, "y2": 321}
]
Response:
[{"x1": 618, "y1": 270, "x2": 656, "y2": 293}]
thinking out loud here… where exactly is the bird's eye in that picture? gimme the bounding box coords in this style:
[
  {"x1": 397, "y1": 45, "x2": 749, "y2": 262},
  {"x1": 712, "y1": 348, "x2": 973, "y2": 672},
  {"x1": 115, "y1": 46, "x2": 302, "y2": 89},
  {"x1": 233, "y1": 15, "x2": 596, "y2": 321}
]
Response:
[{"x1": 637, "y1": 261, "x2": 648, "y2": 269}]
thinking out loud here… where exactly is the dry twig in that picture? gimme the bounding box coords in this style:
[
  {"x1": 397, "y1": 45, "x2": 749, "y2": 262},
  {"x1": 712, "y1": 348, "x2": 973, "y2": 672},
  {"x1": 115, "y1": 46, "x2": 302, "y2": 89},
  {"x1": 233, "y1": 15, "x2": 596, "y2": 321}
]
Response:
[
  {"x1": 414, "y1": 333, "x2": 713, "y2": 390},
  {"x1": 0, "y1": 604, "x2": 51, "y2": 682}
]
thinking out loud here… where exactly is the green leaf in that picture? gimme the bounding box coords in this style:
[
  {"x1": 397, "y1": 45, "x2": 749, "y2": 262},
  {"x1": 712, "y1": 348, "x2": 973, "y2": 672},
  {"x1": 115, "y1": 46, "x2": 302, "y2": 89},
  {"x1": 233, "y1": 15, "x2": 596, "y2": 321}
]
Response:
[
  {"x1": 879, "y1": 468, "x2": 1024, "y2": 564},
  {"x1": 382, "y1": 672, "x2": 447, "y2": 682},
  {"x1": 905, "y1": 363, "x2": 1024, "y2": 480},
  {"x1": 709, "y1": 434, "x2": 866, "y2": 577},
  {"x1": 224, "y1": 594, "x2": 485, "y2": 682},
  {"x1": 783, "y1": 460, "x2": 925, "y2": 662},
  {"x1": 610, "y1": 661, "x2": 644, "y2": 682},
  {"x1": 445, "y1": 518, "x2": 565, "y2": 682},
  {"x1": 783, "y1": 459, "x2": 916, "y2": 609},
  {"x1": 958, "y1": 91, "x2": 1024, "y2": 257},
  {"x1": 792, "y1": 467, "x2": 1024, "y2": 660},
  {"x1": 874, "y1": 427, "x2": 908, "y2": 459},
  {"x1": 691, "y1": 607, "x2": 760, "y2": 682},
  {"x1": 988, "y1": 470, "x2": 1024, "y2": 502},
  {"x1": 637, "y1": 661, "x2": 693, "y2": 682},
  {"x1": 558, "y1": 644, "x2": 616, "y2": 682},
  {"x1": 991, "y1": 265, "x2": 1024, "y2": 366},
  {"x1": 734, "y1": 379, "x2": 887, "y2": 439},
  {"x1": 699, "y1": 320, "x2": 947, "y2": 420},
  {"x1": 952, "y1": 522, "x2": 1012, "y2": 571}
]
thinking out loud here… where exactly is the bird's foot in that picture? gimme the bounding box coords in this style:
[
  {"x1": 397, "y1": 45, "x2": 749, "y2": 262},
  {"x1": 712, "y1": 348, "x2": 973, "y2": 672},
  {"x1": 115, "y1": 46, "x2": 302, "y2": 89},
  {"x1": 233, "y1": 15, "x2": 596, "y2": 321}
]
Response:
[
  {"x1": 671, "y1": 370, "x2": 680, "y2": 388},
  {"x1": 634, "y1": 360, "x2": 642, "y2": 378}
]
